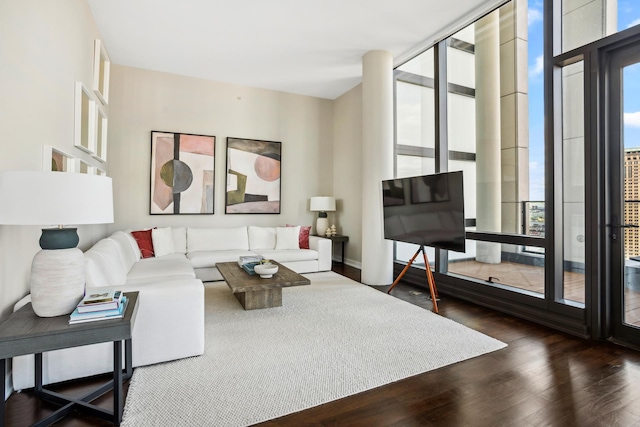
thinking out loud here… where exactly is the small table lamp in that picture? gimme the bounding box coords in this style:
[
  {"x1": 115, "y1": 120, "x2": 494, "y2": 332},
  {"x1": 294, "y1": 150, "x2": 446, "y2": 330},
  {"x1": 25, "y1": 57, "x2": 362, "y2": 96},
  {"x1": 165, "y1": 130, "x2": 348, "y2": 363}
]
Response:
[
  {"x1": 310, "y1": 196, "x2": 336, "y2": 236},
  {"x1": 0, "y1": 171, "x2": 114, "y2": 317}
]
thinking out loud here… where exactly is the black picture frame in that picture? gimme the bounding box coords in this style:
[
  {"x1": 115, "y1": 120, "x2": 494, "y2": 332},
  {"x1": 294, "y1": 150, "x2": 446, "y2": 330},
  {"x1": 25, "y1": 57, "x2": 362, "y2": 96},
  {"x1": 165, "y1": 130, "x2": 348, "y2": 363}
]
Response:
[
  {"x1": 225, "y1": 137, "x2": 281, "y2": 214},
  {"x1": 150, "y1": 131, "x2": 215, "y2": 215}
]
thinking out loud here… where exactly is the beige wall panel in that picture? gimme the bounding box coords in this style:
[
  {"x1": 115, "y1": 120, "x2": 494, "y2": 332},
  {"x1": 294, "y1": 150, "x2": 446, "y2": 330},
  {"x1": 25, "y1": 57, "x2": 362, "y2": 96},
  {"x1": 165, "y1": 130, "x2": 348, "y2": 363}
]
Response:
[
  {"x1": 0, "y1": 0, "x2": 107, "y2": 323},
  {"x1": 333, "y1": 85, "x2": 363, "y2": 267},
  {"x1": 108, "y1": 65, "x2": 334, "y2": 233}
]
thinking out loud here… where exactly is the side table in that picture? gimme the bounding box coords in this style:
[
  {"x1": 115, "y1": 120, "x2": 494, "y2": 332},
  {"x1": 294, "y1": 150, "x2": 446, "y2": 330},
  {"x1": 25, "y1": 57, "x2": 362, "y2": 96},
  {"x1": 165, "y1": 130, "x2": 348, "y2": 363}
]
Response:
[
  {"x1": 325, "y1": 234, "x2": 349, "y2": 264},
  {"x1": 0, "y1": 291, "x2": 138, "y2": 426}
]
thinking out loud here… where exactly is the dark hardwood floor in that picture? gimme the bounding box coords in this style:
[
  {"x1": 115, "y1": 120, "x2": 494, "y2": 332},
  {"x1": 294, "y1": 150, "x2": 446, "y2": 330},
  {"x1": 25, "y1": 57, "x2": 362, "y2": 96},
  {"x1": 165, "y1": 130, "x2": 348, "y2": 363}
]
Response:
[{"x1": 7, "y1": 264, "x2": 640, "y2": 426}]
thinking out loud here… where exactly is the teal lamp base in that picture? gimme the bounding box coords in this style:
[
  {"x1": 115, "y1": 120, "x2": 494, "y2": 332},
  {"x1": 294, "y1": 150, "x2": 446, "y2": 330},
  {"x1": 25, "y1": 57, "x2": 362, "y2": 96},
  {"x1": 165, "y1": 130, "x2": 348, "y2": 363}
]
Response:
[{"x1": 39, "y1": 228, "x2": 79, "y2": 250}]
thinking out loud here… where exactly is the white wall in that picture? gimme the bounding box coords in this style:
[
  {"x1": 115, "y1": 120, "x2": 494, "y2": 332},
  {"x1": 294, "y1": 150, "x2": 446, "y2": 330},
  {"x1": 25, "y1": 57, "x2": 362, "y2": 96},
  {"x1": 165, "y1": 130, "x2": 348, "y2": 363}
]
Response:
[
  {"x1": 107, "y1": 65, "x2": 334, "y2": 232},
  {"x1": 0, "y1": 0, "x2": 108, "y2": 320},
  {"x1": 333, "y1": 84, "x2": 363, "y2": 266}
]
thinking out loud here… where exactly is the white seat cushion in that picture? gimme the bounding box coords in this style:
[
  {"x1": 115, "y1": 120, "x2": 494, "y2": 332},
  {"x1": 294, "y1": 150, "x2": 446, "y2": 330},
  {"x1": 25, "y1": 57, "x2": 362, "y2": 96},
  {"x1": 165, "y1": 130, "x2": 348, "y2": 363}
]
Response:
[
  {"x1": 109, "y1": 231, "x2": 139, "y2": 269},
  {"x1": 187, "y1": 227, "x2": 249, "y2": 252},
  {"x1": 257, "y1": 249, "x2": 318, "y2": 263},
  {"x1": 126, "y1": 254, "x2": 195, "y2": 284},
  {"x1": 187, "y1": 250, "x2": 257, "y2": 269},
  {"x1": 84, "y1": 239, "x2": 129, "y2": 287}
]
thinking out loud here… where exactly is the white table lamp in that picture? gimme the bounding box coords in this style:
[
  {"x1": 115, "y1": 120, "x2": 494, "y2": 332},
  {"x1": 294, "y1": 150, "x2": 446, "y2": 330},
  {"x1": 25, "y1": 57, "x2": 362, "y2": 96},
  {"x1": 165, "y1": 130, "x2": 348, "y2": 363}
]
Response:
[
  {"x1": 310, "y1": 196, "x2": 336, "y2": 236},
  {"x1": 0, "y1": 171, "x2": 114, "y2": 317}
]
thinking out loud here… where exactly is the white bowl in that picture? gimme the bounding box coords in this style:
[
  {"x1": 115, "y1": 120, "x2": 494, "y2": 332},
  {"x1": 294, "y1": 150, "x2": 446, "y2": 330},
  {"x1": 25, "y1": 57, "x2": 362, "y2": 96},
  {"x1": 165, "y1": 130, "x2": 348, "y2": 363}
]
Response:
[{"x1": 254, "y1": 264, "x2": 278, "y2": 278}]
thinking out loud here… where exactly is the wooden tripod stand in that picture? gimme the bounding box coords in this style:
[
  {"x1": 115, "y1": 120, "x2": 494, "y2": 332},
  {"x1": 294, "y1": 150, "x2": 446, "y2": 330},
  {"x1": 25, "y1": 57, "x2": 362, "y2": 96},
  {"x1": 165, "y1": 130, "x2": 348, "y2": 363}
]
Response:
[{"x1": 387, "y1": 245, "x2": 439, "y2": 313}]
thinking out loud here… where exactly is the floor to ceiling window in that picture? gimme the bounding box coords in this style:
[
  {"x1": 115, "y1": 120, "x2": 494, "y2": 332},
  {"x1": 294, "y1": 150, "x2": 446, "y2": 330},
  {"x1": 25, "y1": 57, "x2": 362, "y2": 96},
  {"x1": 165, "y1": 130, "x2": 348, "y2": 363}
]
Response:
[
  {"x1": 393, "y1": 0, "x2": 640, "y2": 338},
  {"x1": 394, "y1": 0, "x2": 548, "y2": 299}
]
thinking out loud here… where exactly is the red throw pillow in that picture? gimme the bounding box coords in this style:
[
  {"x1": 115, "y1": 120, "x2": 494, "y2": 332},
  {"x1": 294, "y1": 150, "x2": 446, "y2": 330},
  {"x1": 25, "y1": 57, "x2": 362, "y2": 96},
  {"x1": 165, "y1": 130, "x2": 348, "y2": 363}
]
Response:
[
  {"x1": 131, "y1": 229, "x2": 155, "y2": 258},
  {"x1": 287, "y1": 224, "x2": 311, "y2": 249}
]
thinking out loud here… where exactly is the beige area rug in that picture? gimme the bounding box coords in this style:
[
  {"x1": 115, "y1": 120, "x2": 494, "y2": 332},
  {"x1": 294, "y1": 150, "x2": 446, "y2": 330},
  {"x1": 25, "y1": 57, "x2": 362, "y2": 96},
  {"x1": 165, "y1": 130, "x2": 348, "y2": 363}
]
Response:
[{"x1": 121, "y1": 271, "x2": 506, "y2": 426}]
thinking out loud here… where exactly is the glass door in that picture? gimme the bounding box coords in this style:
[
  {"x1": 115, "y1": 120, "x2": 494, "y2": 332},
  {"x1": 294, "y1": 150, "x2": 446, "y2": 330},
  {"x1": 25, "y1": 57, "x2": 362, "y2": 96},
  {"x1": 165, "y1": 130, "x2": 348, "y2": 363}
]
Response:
[{"x1": 609, "y1": 42, "x2": 640, "y2": 345}]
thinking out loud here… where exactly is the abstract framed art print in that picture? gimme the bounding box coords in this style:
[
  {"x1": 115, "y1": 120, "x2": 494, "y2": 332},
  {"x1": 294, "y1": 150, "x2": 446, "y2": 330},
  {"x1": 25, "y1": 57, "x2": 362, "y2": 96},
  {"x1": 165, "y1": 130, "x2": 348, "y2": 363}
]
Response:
[
  {"x1": 150, "y1": 131, "x2": 215, "y2": 214},
  {"x1": 225, "y1": 137, "x2": 281, "y2": 214}
]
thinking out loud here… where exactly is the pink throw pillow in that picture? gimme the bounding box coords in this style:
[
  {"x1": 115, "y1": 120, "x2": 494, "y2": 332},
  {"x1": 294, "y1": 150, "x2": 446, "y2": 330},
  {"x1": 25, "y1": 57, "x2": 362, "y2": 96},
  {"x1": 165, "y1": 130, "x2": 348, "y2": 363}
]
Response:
[{"x1": 287, "y1": 224, "x2": 311, "y2": 249}]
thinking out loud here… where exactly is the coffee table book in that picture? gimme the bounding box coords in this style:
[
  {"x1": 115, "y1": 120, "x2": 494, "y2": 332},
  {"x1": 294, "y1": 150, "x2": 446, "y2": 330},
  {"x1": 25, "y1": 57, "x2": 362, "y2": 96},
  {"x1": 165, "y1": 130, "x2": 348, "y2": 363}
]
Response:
[
  {"x1": 77, "y1": 288, "x2": 123, "y2": 312},
  {"x1": 69, "y1": 296, "x2": 129, "y2": 324}
]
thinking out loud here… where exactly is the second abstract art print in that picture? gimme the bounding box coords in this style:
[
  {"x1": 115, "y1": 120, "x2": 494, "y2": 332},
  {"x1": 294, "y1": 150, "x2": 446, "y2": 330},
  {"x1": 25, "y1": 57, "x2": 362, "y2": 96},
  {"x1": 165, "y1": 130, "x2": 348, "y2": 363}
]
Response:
[{"x1": 225, "y1": 137, "x2": 281, "y2": 214}]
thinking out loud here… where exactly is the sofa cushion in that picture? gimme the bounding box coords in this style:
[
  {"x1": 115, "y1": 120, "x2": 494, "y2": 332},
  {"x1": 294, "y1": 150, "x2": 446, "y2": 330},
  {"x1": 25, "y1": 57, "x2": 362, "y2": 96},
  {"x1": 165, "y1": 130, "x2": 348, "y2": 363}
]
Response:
[
  {"x1": 248, "y1": 226, "x2": 276, "y2": 250},
  {"x1": 109, "y1": 231, "x2": 139, "y2": 271},
  {"x1": 131, "y1": 229, "x2": 155, "y2": 258},
  {"x1": 275, "y1": 226, "x2": 300, "y2": 250},
  {"x1": 187, "y1": 250, "x2": 257, "y2": 269},
  {"x1": 126, "y1": 253, "x2": 195, "y2": 285},
  {"x1": 152, "y1": 227, "x2": 175, "y2": 257},
  {"x1": 84, "y1": 239, "x2": 128, "y2": 287},
  {"x1": 172, "y1": 227, "x2": 187, "y2": 254},
  {"x1": 187, "y1": 227, "x2": 249, "y2": 252},
  {"x1": 257, "y1": 249, "x2": 318, "y2": 263}
]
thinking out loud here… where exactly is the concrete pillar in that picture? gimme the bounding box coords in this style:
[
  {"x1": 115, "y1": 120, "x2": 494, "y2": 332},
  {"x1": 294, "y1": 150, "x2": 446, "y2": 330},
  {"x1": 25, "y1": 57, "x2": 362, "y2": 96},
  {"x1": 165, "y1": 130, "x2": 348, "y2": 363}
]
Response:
[
  {"x1": 475, "y1": 11, "x2": 502, "y2": 264},
  {"x1": 361, "y1": 50, "x2": 394, "y2": 285},
  {"x1": 500, "y1": 0, "x2": 529, "y2": 236}
]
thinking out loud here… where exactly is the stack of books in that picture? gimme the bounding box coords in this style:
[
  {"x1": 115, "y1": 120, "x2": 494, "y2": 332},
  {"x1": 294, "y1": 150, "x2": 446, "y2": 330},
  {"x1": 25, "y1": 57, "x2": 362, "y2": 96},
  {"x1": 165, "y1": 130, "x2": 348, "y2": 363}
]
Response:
[
  {"x1": 238, "y1": 255, "x2": 263, "y2": 267},
  {"x1": 238, "y1": 255, "x2": 263, "y2": 275},
  {"x1": 69, "y1": 289, "x2": 128, "y2": 324}
]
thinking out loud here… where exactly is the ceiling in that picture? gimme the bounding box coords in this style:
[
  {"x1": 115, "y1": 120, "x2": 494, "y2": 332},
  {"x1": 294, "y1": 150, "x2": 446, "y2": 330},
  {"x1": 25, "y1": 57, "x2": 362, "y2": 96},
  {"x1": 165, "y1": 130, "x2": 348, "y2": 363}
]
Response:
[{"x1": 87, "y1": 0, "x2": 498, "y2": 100}]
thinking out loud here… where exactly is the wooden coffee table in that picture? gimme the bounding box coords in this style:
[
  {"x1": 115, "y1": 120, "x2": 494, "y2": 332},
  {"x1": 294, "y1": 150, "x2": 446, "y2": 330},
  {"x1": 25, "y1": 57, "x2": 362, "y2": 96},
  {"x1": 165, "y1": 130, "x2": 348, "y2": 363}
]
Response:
[{"x1": 217, "y1": 261, "x2": 310, "y2": 310}]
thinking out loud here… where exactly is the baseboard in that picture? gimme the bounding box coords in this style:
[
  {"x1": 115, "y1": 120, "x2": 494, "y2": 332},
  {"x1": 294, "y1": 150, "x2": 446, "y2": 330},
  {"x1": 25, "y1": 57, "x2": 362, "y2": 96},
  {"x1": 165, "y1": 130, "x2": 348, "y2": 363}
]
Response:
[{"x1": 342, "y1": 258, "x2": 361, "y2": 270}]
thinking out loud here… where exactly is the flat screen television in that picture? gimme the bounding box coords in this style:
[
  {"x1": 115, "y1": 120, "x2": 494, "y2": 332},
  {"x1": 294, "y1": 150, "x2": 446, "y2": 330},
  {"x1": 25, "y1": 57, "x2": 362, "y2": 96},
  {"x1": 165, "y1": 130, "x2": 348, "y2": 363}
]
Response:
[{"x1": 381, "y1": 171, "x2": 466, "y2": 252}]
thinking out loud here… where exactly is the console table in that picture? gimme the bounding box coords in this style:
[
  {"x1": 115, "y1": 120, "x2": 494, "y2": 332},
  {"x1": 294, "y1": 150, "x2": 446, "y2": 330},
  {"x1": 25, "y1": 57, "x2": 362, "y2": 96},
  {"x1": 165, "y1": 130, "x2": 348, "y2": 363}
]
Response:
[
  {"x1": 0, "y1": 291, "x2": 138, "y2": 426},
  {"x1": 326, "y1": 234, "x2": 349, "y2": 264}
]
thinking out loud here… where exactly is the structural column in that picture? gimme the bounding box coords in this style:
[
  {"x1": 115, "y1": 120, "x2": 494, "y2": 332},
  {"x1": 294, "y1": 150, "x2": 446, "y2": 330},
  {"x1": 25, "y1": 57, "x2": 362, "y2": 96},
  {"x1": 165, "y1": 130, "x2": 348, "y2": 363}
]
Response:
[
  {"x1": 361, "y1": 50, "x2": 394, "y2": 285},
  {"x1": 475, "y1": 11, "x2": 502, "y2": 263}
]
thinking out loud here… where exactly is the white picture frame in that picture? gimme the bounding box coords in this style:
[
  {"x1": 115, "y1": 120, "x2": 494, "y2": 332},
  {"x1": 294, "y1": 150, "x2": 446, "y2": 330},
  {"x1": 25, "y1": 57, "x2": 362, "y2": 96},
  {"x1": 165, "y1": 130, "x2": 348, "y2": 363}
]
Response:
[
  {"x1": 76, "y1": 158, "x2": 91, "y2": 174},
  {"x1": 93, "y1": 39, "x2": 110, "y2": 105},
  {"x1": 42, "y1": 146, "x2": 76, "y2": 172},
  {"x1": 74, "y1": 82, "x2": 96, "y2": 154},
  {"x1": 92, "y1": 105, "x2": 108, "y2": 162}
]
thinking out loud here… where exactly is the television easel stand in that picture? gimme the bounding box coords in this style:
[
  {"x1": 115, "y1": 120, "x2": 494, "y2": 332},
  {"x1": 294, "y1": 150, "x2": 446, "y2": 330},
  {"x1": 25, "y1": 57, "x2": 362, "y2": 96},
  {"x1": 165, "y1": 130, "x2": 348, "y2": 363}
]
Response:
[{"x1": 387, "y1": 245, "x2": 439, "y2": 313}]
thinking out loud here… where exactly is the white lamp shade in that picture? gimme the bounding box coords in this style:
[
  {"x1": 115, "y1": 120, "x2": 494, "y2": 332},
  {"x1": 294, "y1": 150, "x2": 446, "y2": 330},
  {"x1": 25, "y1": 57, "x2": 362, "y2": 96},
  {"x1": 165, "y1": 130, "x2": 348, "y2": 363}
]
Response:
[
  {"x1": 310, "y1": 196, "x2": 336, "y2": 212},
  {"x1": 0, "y1": 171, "x2": 114, "y2": 226}
]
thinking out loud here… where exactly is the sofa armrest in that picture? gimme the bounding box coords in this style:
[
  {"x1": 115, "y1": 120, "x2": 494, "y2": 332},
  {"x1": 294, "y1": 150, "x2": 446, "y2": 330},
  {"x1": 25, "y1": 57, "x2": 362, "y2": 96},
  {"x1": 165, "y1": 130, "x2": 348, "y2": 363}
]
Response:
[
  {"x1": 309, "y1": 236, "x2": 332, "y2": 271},
  {"x1": 112, "y1": 279, "x2": 205, "y2": 366}
]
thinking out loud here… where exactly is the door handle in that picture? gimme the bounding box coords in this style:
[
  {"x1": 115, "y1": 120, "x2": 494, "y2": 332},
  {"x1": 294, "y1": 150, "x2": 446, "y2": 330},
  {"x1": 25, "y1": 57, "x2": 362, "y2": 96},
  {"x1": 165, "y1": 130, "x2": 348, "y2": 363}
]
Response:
[{"x1": 607, "y1": 224, "x2": 639, "y2": 240}]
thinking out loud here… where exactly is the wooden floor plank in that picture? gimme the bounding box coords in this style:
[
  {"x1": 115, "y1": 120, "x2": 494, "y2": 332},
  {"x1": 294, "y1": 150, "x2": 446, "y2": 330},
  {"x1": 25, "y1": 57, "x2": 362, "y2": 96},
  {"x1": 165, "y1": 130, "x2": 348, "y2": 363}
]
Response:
[{"x1": 6, "y1": 263, "x2": 640, "y2": 426}]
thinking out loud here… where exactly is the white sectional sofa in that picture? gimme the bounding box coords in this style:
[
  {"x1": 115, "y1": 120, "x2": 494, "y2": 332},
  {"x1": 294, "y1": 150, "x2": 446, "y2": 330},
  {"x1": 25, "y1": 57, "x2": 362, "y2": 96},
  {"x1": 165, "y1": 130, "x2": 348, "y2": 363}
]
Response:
[
  {"x1": 187, "y1": 226, "x2": 332, "y2": 281},
  {"x1": 12, "y1": 225, "x2": 331, "y2": 391}
]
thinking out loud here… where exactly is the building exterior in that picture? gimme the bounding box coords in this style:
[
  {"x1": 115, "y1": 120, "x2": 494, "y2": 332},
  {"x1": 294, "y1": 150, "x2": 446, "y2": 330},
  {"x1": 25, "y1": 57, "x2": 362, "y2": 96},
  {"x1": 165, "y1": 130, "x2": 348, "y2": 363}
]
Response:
[{"x1": 625, "y1": 148, "x2": 640, "y2": 259}]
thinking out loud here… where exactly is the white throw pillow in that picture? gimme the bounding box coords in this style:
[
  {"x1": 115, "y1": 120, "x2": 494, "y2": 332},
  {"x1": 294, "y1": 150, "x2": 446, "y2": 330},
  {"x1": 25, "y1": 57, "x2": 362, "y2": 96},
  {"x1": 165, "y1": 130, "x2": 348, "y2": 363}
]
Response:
[
  {"x1": 275, "y1": 226, "x2": 300, "y2": 250},
  {"x1": 249, "y1": 226, "x2": 277, "y2": 250},
  {"x1": 172, "y1": 227, "x2": 187, "y2": 254},
  {"x1": 187, "y1": 227, "x2": 249, "y2": 252},
  {"x1": 152, "y1": 227, "x2": 175, "y2": 257}
]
